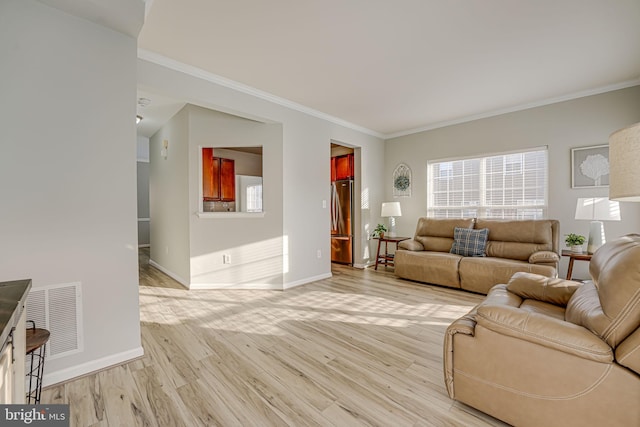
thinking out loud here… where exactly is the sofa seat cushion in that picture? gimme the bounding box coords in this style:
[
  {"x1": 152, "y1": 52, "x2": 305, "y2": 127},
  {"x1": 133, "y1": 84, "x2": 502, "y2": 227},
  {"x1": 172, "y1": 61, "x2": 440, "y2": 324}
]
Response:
[
  {"x1": 395, "y1": 250, "x2": 463, "y2": 288},
  {"x1": 459, "y1": 257, "x2": 556, "y2": 295}
]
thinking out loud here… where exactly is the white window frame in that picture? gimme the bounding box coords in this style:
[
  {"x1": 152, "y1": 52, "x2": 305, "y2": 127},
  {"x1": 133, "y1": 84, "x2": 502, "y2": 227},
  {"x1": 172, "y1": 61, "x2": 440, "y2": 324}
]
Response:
[{"x1": 427, "y1": 147, "x2": 548, "y2": 219}]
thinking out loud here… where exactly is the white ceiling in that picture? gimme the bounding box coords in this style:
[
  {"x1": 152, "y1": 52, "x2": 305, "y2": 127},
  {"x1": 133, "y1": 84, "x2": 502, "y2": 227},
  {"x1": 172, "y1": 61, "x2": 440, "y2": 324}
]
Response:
[
  {"x1": 137, "y1": 0, "x2": 640, "y2": 137},
  {"x1": 136, "y1": 89, "x2": 185, "y2": 138},
  {"x1": 35, "y1": 1, "x2": 640, "y2": 138}
]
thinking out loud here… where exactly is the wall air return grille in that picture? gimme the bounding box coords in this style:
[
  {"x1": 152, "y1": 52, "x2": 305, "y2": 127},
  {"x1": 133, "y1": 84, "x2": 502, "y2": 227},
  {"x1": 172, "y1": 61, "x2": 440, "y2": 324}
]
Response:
[{"x1": 26, "y1": 282, "x2": 83, "y2": 360}]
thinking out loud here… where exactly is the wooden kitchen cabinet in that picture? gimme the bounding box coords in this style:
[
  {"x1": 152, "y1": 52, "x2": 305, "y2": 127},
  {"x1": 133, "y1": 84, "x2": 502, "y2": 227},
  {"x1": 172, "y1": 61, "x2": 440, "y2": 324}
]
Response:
[
  {"x1": 219, "y1": 158, "x2": 235, "y2": 201},
  {"x1": 203, "y1": 148, "x2": 215, "y2": 199},
  {"x1": 334, "y1": 154, "x2": 353, "y2": 180},
  {"x1": 202, "y1": 148, "x2": 235, "y2": 201}
]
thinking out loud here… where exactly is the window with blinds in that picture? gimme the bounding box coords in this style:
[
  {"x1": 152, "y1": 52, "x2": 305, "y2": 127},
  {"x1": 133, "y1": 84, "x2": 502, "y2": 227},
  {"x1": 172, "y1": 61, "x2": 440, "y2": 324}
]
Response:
[{"x1": 427, "y1": 148, "x2": 548, "y2": 219}]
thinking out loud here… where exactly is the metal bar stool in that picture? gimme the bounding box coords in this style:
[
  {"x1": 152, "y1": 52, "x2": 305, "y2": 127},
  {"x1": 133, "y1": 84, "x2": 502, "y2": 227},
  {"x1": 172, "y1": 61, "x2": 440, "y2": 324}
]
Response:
[{"x1": 25, "y1": 320, "x2": 50, "y2": 404}]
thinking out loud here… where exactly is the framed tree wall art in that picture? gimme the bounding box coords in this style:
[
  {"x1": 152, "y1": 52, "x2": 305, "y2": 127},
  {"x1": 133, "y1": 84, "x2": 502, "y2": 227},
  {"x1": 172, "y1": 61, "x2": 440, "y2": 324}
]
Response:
[
  {"x1": 393, "y1": 163, "x2": 411, "y2": 197},
  {"x1": 571, "y1": 145, "x2": 610, "y2": 188}
]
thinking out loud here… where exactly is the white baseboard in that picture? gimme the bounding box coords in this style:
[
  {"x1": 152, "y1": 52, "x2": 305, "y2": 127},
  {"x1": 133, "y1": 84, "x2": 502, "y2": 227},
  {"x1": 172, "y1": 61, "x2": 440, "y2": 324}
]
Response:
[
  {"x1": 43, "y1": 346, "x2": 145, "y2": 388},
  {"x1": 190, "y1": 282, "x2": 282, "y2": 290},
  {"x1": 148, "y1": 259, "x2": 189, "y2": 288},
  {"x1": 147, "y1": 262, "x2": 332, "y2": 291},
  {"x1": 284, "y1": 272, "x2": 332, "y2": 290}
]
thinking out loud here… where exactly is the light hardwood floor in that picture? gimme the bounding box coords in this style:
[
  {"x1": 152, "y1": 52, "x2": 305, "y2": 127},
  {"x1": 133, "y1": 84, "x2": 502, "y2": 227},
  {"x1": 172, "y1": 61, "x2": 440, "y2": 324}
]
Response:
[{"x1": 41, "y1": 249, "x2": 506, "y2": 426}]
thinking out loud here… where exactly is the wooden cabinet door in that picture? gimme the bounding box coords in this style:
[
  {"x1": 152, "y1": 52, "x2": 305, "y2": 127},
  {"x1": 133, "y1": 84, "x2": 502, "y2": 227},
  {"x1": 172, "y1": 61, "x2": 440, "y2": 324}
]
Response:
[
  {"x1": 211, "y1": 157, "x2": 221, "y2": 200},
  {"x1": 202, "y1": 148, "x2": 217, "y2": 201},
  {"x1": 202, "y1": 150, "x2": 235, "y2": 202},
  {"x1": 330, "y1": 157, "x2": 337, "y2": 182},
  {"x1": 335, "y1": 154, "x2": 353, "y2": 180},
  {"x1": 220, "y1": 158, "x2": 235, "y2": 201}
]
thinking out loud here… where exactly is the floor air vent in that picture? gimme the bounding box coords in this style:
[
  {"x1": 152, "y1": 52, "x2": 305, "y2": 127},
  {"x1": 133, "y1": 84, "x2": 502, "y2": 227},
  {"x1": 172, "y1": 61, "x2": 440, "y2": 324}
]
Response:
[{"x1": 26, "y1": 282, "x2": 83, "y2": 360}]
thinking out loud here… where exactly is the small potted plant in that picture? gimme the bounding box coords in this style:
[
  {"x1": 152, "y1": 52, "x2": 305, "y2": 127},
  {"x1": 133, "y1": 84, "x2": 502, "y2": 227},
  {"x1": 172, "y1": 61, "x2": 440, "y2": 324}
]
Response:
[
  {"x1": 373, "y1": 224, "x2": 387, "y2": 239},
  {"x1": 565, "y1": 233, "x2": 586, "y2": 253}
]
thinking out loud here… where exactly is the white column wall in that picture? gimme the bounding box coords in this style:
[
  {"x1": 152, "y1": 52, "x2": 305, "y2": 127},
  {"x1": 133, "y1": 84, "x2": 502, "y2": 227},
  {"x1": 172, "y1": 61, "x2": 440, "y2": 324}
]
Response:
[{"x1": 0, "y1": 0, "x2": 143, "y2": 383}]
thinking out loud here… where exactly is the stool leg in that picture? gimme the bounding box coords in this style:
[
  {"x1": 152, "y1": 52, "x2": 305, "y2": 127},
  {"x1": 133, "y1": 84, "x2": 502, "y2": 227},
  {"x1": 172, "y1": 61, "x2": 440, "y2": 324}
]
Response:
[
  {"x1": 27, "y1": 351, "x2": 36, "y2": 404},
  {"x1": 26, "y1": 344, "x2": 47, "y2": 404},
  {"x1": 35, "y1": 345, "x2": 46, "y2": 404}
]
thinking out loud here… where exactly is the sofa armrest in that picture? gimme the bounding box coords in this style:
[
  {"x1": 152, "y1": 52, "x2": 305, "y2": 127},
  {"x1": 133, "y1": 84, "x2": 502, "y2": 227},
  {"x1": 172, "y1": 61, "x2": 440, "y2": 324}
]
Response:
[
  {"x1": 443, "y1": 316, "x2": 475, "y2": 398},
  {"x1": 398, "y1": 239, "x2": 423, "y2": 251},
  {"x1": 444, "y1": 284, "x2": 522, "y2": 398},
  {"x1": 506, "y1": 272, "x2": 581, "y2": 306},
  {"x1": 476, "y1": 304, "x2": 613, "y2": 363},
  {"x1": 528, "y1": 250, "x2": 559, "y2": 265}
]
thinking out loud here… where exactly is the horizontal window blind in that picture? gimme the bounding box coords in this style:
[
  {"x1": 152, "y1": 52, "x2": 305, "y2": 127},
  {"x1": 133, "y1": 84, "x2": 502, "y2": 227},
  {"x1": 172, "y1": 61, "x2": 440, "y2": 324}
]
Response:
[{"x1": 427, "y1": 148, "x2": 548, "y2": 219}]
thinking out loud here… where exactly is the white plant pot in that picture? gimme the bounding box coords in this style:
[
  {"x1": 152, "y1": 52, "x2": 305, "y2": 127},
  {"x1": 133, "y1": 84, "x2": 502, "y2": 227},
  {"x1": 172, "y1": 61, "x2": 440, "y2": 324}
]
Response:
[{"x1": 569, "y1": 245, "x2": 583, "y2": 253}]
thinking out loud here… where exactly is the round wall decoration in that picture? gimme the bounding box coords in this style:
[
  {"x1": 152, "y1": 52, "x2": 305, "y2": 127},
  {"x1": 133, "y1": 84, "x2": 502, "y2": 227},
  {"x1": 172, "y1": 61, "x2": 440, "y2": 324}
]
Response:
[{"x1": 392, "y1": 163, "x2": 411, "y2": 197}]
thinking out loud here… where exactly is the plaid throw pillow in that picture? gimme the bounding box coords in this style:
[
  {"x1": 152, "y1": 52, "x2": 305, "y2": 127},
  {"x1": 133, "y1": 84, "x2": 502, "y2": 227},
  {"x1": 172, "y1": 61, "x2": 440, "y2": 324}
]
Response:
[{"x1": 450, "y1": 227, "x2": 489, "y2": 257}]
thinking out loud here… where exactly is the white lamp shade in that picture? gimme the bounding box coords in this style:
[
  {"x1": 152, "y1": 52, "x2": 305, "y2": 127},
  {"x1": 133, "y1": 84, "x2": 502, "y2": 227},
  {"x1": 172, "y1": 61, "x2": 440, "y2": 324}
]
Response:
[
  {"x1": 381, "y1": 202, "x2": 402, "y2": 217},
  {"x1": 575, "y1": 198, "x2": 620, "y2": 221},
  {"x1": 609, "y1": 122, "x2": 640, "y2": 202}
]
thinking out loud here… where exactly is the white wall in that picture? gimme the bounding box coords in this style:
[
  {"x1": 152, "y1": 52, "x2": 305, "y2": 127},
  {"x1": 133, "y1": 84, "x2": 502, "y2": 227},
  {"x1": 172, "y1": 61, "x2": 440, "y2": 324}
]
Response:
[
  {"x1": 137, "y1": 162, "x2": 150, "y2": 246},
  {"x1": 213, "y1": 148, "x2": 263, "y2": 177},
  {"x1": 138, "y1": 58, "x2": 386, "y2": 287},
  {"x1": 187, "y1": 105, "x2": 284, "y2": 288},
  {"x1": 137, "y1": 134, "x2": 150, "y2": 247},
  {"x1": 385, "y1": 86, "x2": 640, "y2": 280},
  {"x1": 149, "y1": 107, "x2": 191, "y2": 284},
  {"x1": 137, "y1": 135, "x2": 150, "y2": 162},
  {"x1": 0, "y1": 0, "x2": 143, "y2": 384}
]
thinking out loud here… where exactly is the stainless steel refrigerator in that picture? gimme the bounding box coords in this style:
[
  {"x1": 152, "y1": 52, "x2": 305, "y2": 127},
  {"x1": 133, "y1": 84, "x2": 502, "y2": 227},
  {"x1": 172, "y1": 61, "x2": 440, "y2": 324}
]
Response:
[{"x1": 331, "y1": 179, "x2": 353, "y2": 264}]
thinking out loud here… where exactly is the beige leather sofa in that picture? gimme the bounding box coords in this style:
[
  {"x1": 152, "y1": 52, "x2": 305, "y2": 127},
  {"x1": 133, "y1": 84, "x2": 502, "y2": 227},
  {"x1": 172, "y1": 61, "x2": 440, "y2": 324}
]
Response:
[
  {"x1": 395, "y1": 218, "x2": 560, "y2": 294},
  {"x1": 444, "y1": 234, "x2": 640, "y2": 427}
]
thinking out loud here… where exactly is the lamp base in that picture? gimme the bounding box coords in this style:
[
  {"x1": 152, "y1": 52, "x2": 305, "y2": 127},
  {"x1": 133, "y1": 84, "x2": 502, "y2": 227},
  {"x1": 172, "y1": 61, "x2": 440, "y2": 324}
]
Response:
[
  {"x1": 587, "y1": 220, "x2": 605, "y2": 254},
  {"x1": 388, "y1": 216, "x2": 397, "y2": 237}
]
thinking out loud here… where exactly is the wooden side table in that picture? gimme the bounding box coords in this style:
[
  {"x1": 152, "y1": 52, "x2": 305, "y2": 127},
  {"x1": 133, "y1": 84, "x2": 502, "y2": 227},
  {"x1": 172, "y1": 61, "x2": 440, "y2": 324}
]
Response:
[
  {"x1": 374, "y1": 236, "x2": 409, "y2": 270},
  {"x1": 561, "y1": 250, "x2": 592, "y2": 280}
]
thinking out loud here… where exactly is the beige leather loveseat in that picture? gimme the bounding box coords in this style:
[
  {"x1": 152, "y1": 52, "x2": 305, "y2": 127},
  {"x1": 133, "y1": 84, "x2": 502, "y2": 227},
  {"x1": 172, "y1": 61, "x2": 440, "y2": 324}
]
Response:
[
  {"x1": 444, "y1": 234, "x2": 640, "y2": 427},
  {"x1": 395, "y1": 218, "x2": 560, "y2": 294}
]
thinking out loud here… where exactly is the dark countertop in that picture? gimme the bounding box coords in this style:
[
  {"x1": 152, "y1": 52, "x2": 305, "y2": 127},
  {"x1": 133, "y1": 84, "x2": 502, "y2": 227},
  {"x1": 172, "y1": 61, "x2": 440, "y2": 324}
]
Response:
[{"x1": 0, "y1": 279, "x2": 32, "y2": 353}]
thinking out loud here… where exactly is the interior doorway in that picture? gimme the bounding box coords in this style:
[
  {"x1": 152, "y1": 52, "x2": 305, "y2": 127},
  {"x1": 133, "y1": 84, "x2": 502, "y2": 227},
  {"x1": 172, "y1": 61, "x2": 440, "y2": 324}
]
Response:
[{"x1": 330, "y1": 142, "x2": 358, "y2": 266}]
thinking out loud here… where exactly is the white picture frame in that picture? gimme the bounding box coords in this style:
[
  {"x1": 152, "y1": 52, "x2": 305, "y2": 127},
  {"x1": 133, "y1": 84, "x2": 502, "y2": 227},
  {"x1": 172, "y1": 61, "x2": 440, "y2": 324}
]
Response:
[
  {"x1": 392, "y1": 163, "x2": 411, "y2": 197},
  {"x1": 571, "y1": 144, "x2": 610, "y2": 188}
]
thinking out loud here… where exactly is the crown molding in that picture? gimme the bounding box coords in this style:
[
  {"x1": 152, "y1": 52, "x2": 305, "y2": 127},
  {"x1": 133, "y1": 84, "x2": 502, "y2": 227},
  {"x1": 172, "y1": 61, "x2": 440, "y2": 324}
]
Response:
[
  {"x1": 138, "y1": 48, "x2": 639, "y2": 141},
  {"x1": 385, "y1": 79, "x2": 640, "y2": 140},
  {"x1": 137, "y1": 49, "x2": 384, "y2": 139}
]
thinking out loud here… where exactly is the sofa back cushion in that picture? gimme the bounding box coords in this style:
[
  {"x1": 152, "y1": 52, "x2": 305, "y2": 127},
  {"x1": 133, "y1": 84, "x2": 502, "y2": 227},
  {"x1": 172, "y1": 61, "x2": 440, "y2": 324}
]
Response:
[
  {"x1": 566, "y1": 234, "x2": 640, "y2": 348},
  {"x1": 475, "y1": 219, "x2": 558, "y2": 261},
  {"x1": 413, "y1": 217, "x2": 474, "y2": 252}
]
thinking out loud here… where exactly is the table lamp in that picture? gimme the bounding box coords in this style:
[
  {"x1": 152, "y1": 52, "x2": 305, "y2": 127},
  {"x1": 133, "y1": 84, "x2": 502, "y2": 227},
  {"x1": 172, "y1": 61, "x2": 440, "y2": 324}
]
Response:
[
  {"x1": 609, "y1": 122, "x2": 640, "y2": 202},
  {"x1": 381, "y1": 202, "x2": 402, "y2": 237},
  {"x1": 574, "y1": 197, "x2": 620, "y2": 254}
]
